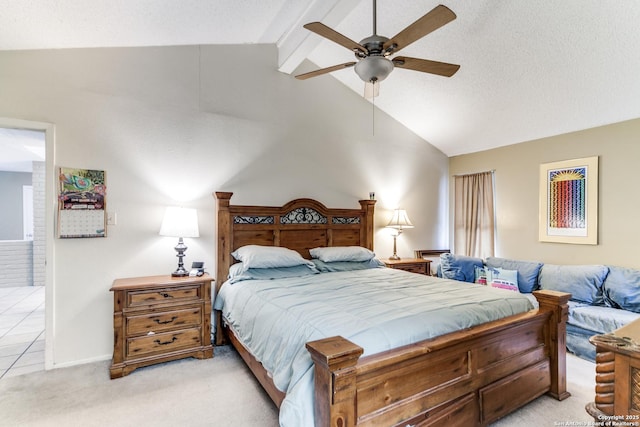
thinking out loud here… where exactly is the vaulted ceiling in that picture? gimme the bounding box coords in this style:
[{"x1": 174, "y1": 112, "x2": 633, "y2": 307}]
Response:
[{"x1": 2, "y1": 1, "x2": 639, "y2": 156}]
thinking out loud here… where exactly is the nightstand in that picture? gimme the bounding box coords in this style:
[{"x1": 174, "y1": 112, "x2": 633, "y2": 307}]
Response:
[
  {"x1": 382, "y1": 258, "x2": 431, "y2": 275},
  {"x1": 109, "y1": 274, "x2": 213, "y2": 379}
]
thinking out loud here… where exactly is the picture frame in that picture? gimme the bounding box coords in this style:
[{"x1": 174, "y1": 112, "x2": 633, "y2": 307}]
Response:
[{"x1": 539, "y1": 156, "x2": 598, "y2": 244}]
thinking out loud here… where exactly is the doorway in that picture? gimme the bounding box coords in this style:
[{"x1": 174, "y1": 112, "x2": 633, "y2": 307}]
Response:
[{"x1": 0, "y1": 118, "x2": 54, "y2": 376}]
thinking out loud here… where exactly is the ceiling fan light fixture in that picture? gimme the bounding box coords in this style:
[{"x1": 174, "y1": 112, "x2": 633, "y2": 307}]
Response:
[{"x1": 355, "y1": 56, "x2": 394, "y2": 83}]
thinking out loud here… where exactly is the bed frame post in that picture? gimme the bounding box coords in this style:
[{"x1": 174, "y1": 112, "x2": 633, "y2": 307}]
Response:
[
  {"x1": 306, "y1": 336, "x2": 364, "y2": 427},
  {"x1": 533, "y1": 289, "x2": 571, "y2": 401},
  {"x1": 214, "y1": 191, "x2": 233, "y2": 345},
  {"x1": 359, "y1": 200, "x2": 376, "y2": 251}
]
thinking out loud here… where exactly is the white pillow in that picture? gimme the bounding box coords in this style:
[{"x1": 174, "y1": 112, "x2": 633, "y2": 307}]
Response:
[
  {"x1": 231, "y1": 245, "x2": 313, "y2": 270},
  {"x1": 309, "y1": 246, "x2": 375, "y2": 263}
]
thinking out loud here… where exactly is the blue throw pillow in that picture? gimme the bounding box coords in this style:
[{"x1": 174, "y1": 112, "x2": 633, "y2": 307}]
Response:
[
  {"x1": 539, "y1": 264, "x2": 609, "y2": 305},
  {"x1": 440, "y1": 253, "x2": 484, "y2": 283},
  {"x1": 312, "y1": 258, "x2": 385, "y2": 272},
  {"x1": 485, "y1": 257, "x2": 543, "y2": 293},
  {"x1": 603, "y1": 266, "x2": 640, "y2": 313}
]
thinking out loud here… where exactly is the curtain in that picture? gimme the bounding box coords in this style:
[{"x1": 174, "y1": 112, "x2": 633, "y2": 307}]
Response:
[{"x1": 454, "y1": 171, "x2": 495, "y2": 258}]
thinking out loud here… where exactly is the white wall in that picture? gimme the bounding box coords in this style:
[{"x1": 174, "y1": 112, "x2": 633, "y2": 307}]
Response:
[
  {"x1": 0, "y1": 171, "x2": 31, "y2": 239},
  {"x1": 0, "y1": 44, "x2": 449, "y2": 367}
]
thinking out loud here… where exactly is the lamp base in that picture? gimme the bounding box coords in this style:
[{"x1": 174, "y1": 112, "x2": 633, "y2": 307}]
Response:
[
  {"x1": 171, "y1": 237, "x2": 189, "y2": 278},
  {"x1": 171, "y1": 268, "x2": 189, "y2": 277},
  {"x1": 389, "y1": 234, "x2": 401, "y2": 260}
]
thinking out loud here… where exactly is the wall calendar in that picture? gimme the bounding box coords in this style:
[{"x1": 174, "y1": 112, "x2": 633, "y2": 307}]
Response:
[{"x1": 57, "y1": 167, "x2": 107, "y2": 238}]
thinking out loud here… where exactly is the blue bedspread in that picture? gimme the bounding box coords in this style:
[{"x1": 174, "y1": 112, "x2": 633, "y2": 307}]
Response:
[{"x1": 214, "y1": 267, "x2": 533, "y2": 427}]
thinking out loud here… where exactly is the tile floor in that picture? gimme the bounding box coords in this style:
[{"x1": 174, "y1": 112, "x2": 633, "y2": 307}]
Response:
[{"x1": 0, "y1": 286, "x2": 45, "y2": 379}]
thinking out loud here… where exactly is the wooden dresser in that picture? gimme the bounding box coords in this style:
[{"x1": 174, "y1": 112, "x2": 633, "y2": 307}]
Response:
[
  {"x1": 382, "y1": 258, "x2": 431, "y2": 275},
  {"x1": 110, "y1": 274, "x2": 213, "y2": 379}
]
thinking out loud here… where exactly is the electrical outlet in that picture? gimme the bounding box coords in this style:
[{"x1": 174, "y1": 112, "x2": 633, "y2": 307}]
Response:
[{"x1": 107, "y1": 211, "x2": 117, "y2": 225}]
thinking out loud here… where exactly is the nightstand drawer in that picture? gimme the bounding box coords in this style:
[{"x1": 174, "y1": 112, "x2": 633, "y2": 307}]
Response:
[
  {"x1": 127, "y1": 328, "x2": 201, "y2": 358},
  {"x1": 398, "y1": 263, "x2": 428, "y2": 274},
  {"x1": 382, "y1": 258, "x2": 431, "y2": 275},
  {"x1": 126, "y1": 307, "x2": 202, "y2": 335},
  {"x1": 127, "y1": 286, "x2": 200, "y2": 307}
]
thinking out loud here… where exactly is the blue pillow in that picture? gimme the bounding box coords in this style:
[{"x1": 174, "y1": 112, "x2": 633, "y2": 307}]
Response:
[
  {"x1": 227, "y1": 262, "x2": 318, "y2": 284},
  {"x1": 439, "y1": 253, "x2": 484, "y2": 283},
  {"x1": 231, "y1": 245, "x2": 314, "y2": 270},
  {"x1": 539, "y1": 264, "x2": 609, "y2": 305},
  {"x1": 309, "y1": 246, "x2": 375, "y2": 262},
  {"x1": 603, "y1": 266, "x2": 640, "y2": 313},
  {"x1": 485, "y1": 257, "x2": 543, "y2": 293},
  {"x1": 312, "y1": 258, "x2": 385, "y2": 272}
]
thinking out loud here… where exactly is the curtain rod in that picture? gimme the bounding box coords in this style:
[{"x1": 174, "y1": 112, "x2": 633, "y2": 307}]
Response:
[{"x1": 452, "y1": 169, "x2": 495, "y2": 177}]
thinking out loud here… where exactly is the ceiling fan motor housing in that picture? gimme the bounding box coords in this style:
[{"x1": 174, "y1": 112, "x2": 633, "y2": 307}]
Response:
[
  {"x1": 355, "y1": 56, "x2": 394, "y2": 83},
  {"x1": 355, "y1": 35, "x2": 394, "y2": 83}
]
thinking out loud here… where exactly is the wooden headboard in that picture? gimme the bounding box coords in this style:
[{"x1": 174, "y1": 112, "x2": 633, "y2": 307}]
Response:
[{"x1": 214, "y1": 192, "x2": 376, "y2": 296}]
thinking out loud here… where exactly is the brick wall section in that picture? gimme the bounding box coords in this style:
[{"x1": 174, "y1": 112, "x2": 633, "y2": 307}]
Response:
[
  {"x1": 0, "y1": 241, "x2": 33, "y2": 287},
  {"x1": 32, "y1": 161, "x2": 45, "y2": 287}
]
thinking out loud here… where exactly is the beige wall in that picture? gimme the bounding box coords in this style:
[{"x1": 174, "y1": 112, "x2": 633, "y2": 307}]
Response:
[
  {"x1": 450, "y1": 118, "x2": 640, "y2": 268},
  {"x1": 0, "y1": 45, "x2": 449, "y2": 367}
]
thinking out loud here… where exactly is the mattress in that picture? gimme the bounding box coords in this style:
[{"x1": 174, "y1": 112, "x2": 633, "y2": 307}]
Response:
[{"x1": 214, "y1": 267, "x2": 534, "y2": 427}]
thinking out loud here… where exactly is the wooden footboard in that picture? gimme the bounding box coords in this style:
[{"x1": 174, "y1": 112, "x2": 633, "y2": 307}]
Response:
[{"x1": 306, "y1": 289, "x2": 570, "y2": 427}]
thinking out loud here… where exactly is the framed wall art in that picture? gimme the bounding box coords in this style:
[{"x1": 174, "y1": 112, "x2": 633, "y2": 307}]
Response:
[
  {"x1": 539, "y1": 156, "x2": 598, "y2": 245},
  {"x1": 57, "y1": 167, "x2": 107, "y2": 238}
]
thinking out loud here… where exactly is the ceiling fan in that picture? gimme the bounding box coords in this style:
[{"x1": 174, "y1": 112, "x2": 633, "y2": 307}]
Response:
[{"x1": 295, "y1": 1, "x2": 460, "y2": 97}]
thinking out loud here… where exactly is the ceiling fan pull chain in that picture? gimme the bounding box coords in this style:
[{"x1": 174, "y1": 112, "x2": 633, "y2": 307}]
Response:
[{"x1": 372, "y1": 83, "x2": 375, "y2": 136}]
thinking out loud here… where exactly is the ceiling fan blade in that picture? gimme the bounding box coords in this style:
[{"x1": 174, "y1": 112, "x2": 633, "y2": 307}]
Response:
[
  {"x1": 295, "y1": 62, "x2": 357, "y2": 80},
  {"x1": 304, "y1": 22, "x2": 368, "y2": 55},
  {"x1": 383, "y1": 5, "x2": 456, "y2": 54},
  {"x1": 392, "y1": 56, "x2": 460, "y2": 77}
]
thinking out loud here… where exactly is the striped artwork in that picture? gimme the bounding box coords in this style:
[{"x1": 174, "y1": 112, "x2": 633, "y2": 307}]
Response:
[
  {"x1": 548, "y1": 167, "x2": 586, "y2": 229},
  {"x1": 539, "y1": 156, "x2": 597, "y2": 244}
]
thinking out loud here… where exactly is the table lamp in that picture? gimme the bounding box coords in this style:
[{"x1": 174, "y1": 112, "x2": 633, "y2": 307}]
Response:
[
  {"x1": 386, "y1": 209, "x2": 414, "y2": 260},
  {"x1": 159, "y1": 207, "x2": 199, "y2": 277}
]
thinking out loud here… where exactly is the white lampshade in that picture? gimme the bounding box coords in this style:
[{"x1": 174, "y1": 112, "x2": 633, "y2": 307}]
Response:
[
  {"x1": 386, "y1": 209, "x2": 414, "y2": 230},
  {"x1": 159, "y1": 207, "x2": 199, "y2": 238}
]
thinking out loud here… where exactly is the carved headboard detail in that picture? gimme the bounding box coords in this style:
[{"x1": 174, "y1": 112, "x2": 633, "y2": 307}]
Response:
[{"x1": 214, "y1": 192, "x2": 376, "y2": 296}]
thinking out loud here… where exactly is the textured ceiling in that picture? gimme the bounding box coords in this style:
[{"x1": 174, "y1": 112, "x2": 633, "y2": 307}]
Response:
[{"x1": 2, "y1": 0, "x2": 639, "y2": 156}]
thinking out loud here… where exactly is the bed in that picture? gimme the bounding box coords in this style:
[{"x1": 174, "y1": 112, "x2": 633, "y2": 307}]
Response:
[{"x1": 214, "y1": 192, "x2": 571, "y2": 427}]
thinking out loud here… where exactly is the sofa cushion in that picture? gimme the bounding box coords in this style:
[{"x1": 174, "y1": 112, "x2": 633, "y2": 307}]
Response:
[
  {"x1": 603, "y1": 265, "x2": 640, "y2": 313},
  {"x1": 439, "y1": 253, "x2": 483, "y2": 283},
  {"x1": 485, "y1": 257, "x2": 543, "y2": 293},
  {"x1": 539, "y1": 264, "x2": 608, "y2": 305},
  {"x1": 569, "y1": 301, "x2": 640, "y2": 334}
]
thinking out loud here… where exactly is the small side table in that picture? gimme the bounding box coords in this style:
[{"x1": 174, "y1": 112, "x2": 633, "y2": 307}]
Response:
[
  {"x1": 382, "y1": 258, "x2": 431, "y2": 275},
  {"x1": 586, "y1": 318, "x2": 640, "y2": 419},
  {"x1": 110, "y1": 274, "x2": 213, "y2": 379}
]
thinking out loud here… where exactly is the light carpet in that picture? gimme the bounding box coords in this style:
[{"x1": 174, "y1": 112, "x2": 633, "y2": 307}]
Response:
[{"x1": 0, "y1": 346, "x2": 595, "y2": 426}]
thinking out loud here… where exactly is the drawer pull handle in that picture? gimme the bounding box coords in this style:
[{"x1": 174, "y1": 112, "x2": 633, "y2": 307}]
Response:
[
  {"x1": 159, "y1": 292, "x2": 173, "y2": 298},
  {"x1": 154, "y1": 337, "x2": 178, "y2": 346},
  {"x1": 155, "y1": 316, "x2": 177, "y2": 325}
]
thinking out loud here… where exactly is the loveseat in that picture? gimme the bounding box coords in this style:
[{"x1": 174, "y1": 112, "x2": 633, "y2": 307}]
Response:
[{"x1": 437, "y1": 253, "x2": 640, "y2": 362}]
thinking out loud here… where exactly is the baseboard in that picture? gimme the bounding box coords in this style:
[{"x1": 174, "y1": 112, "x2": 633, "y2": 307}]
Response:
[{"x1": 51, "y1": 353, "x2": 112, "y2": 370}]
